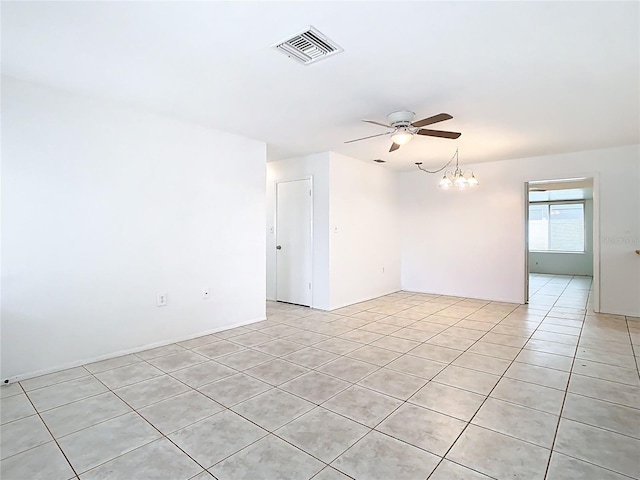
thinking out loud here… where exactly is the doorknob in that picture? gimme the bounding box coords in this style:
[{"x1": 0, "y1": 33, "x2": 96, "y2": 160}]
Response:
[{"x1": 276, "y1": 245, "x2": 282, "y2": 250}]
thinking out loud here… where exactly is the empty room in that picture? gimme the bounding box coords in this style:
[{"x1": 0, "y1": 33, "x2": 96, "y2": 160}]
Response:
[{"x1": 1, "y1": 1, "x2": 639, "y2": 480}]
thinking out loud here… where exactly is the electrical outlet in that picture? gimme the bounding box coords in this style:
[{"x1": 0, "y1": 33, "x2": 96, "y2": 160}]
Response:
[
  {"x1": 202, "y1": 287, "x2": 210, "y2": 299},
  {"x1": 157, "y1": 293, "x2": 167, "y2": 307}
]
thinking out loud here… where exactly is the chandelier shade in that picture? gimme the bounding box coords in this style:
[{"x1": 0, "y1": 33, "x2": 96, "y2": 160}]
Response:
[{"x1": 416, "y1": 149, "x2": 478, "y2": 190}]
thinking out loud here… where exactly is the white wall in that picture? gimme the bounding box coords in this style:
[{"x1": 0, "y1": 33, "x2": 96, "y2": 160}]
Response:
[
  {"x1": 529, "y1": 199, "x2": 594, "y2": 275},
  {"x1": 328, "y1": 153, "x2": 401, "y2": 310},
  {"x1": 266, "y1": 152, "x2": 401, "y2": 311},
  {"x1": 1, "y1": 77, "x2": 267, "y2": 380},
  {"x1": 400, "y1": 145, "x2": 640, "y2": 316},
  {"x1": 266, "y1": 154, "x2": 330, "y2": 310}
]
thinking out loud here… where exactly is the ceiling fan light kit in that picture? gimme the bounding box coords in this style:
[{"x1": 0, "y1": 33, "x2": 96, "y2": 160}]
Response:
[
  {"x1": 345, "y1": 110, "x2": 461, "y2": 152},
  {"x1": 416, "y1": 148, "x2": 479, "y2": 190},
  {"x1": 345, "y1": 108, "x2": 475, "y2": 189},
  {"x1": 390, "y1": 128, "x2": 413, "y2": 145}
]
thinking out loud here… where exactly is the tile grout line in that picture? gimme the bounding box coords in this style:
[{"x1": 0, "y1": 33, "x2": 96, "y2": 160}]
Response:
[
  {"x1": 31, "y1": 351, "x2": 275, "y2": 477},
  {"x1": 128, "y1": 352, "x2": 337, "y2": 478},
  {"x1": 548, "y1": 281, "x2": 640, "y2": 480},
  {"x1": 11, "y1": 275, "x2": 635, "y2": 480},
  {"x1": 102, "y1": 352, "x2": 349, "y2": 479},
  {"x1": 201, "y1": 293, "x2": 513, "y2": 478},
  {"x1": 9, "y1": 311, "x2": 413, "y2": 456},
  {"x1": 0, "y1": 297, "x2": 517, "y2": 392},
  {"x1": 625, "y1": 315, "x2": 640, "y2": 378},
  {"x1": 137, "y1": 326, "x2": 380, "y2": 477},
  {"x1": 320, "y1": 290, "x2": 540, "y2": 478},
  {"x1": 541, "y1": 274, "x2": 606, "y2": 480},
  {"x1": 424, "y1": 274, "x2": 601, "y2": 476},
  {"x1": 75, "y1": 368, "x2": 218, "y2": 478},
  {"x1": 15, "y1": 380, "x2": 81, "y2": 480},
  {"x1": 422, "y1": 281, "x2": 572, "y2": 479},
  {"x1": 4, "y1": 291, "x2": 507, "y2": 479},
  {"x1": 115, "y1": 284, "x2": 640, "y2": 476}
]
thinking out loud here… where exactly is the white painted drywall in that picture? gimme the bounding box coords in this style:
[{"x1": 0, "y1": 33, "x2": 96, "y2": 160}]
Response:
[
  {"x1": 529, "y1": 199, "x2": 594, "y2": 275},
  {"x1": 328, "y1": 153, "x2": 401, "y2": 310},
  {"x1": 400, "y1": 145, "x2": 640, "y2": 316},
  {"x1": 1, "y1": 77, "x2": 267, "y2": 380},
  {"x1": 266, "y1": 154, "x2": 330, "y2": 310},
  {"x1": 266, "y1": 152, "x2": 401, "y2": 311}
]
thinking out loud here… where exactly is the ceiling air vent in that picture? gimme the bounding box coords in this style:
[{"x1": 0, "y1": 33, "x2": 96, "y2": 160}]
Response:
[{"x1": 273, "y1": 26, "x2": 343, "y2": 65}]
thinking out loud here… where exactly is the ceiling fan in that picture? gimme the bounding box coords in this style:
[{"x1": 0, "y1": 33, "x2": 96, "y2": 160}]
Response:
[{"x1": 345, "y1": 111, "x2": 461, "y2": 152}]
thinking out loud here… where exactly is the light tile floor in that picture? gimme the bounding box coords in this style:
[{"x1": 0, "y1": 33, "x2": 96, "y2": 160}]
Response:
[{"x1": 1, "y1": 274, "x2": 639, "y2": 480}]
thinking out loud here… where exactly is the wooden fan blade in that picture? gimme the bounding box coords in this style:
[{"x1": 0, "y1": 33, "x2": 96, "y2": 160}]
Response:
[
  {"x1": 389, "y1": 142, "x2": 400, "y2": 152},
  {"x1": 416, "y1": 128, "x2": 461, "y2": 139},
  {"x1": 363, "y1": 120, "x2": 393, "y2": 128},
  {"x1": 344, "y1": 132, "x2": 391, "y2": 144},
  {"x1": 412, "y1": 113, "x2": 453, "y2": 128}
]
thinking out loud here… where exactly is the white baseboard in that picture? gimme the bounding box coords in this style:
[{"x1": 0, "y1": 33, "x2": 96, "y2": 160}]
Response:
[{"x1": 3, "y1": 316, "x2": 267, "y2": 384}]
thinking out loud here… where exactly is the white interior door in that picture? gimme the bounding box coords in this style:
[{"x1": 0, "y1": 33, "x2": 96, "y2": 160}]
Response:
[{"x1": 276, "y1": 179, "x2": 312, "y2": 306}]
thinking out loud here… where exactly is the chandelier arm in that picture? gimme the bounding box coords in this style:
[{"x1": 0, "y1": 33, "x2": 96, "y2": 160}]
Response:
[{"x1": 415, "y1": 149, "x2": 458, "y2": 174}]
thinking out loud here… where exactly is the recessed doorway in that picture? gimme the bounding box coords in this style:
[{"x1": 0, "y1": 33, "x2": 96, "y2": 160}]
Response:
[{"x1": 524, "y1": 177, "x2": 599, "y2": 312}]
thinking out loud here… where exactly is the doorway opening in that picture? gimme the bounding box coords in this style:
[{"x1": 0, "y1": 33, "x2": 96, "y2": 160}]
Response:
[{"x1": 524, "y1": 177, "x2": 599, "y2": 312}]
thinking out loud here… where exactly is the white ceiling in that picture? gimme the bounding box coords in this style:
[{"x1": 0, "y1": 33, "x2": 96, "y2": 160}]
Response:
[{"x1": 2, "y1": 1, "x2": 638, "y2": 170}]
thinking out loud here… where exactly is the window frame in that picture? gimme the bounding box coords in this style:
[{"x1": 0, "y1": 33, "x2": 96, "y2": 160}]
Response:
[{"x1": 528, "y1": 200, "x2": 586, "y2": 254}]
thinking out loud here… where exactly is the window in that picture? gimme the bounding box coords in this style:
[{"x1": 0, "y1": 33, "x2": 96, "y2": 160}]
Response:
[{"x1": 529, "y1": 202, "x2": 585, "y2": 252}]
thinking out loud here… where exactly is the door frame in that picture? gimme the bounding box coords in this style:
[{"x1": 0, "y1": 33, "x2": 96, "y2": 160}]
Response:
[
  {"x1": 523, "y1": 174, "x2": 600, "y2": 312},
  {"x1": 524, "y1": 182, "x2": 530, "y2": 304},
  {"x1": 274, "y1": 176, "x2": 314, "y2": 307}
]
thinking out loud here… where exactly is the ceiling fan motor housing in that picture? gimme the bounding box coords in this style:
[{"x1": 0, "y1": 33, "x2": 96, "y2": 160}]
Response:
[{"x1": 387, "y1": 110, "x2": 415, "y2": 127}]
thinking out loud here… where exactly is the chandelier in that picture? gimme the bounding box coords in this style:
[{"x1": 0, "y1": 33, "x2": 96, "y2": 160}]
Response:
[{"x1": 415, "y1": 148, "x2": 478, "y2": 189}]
